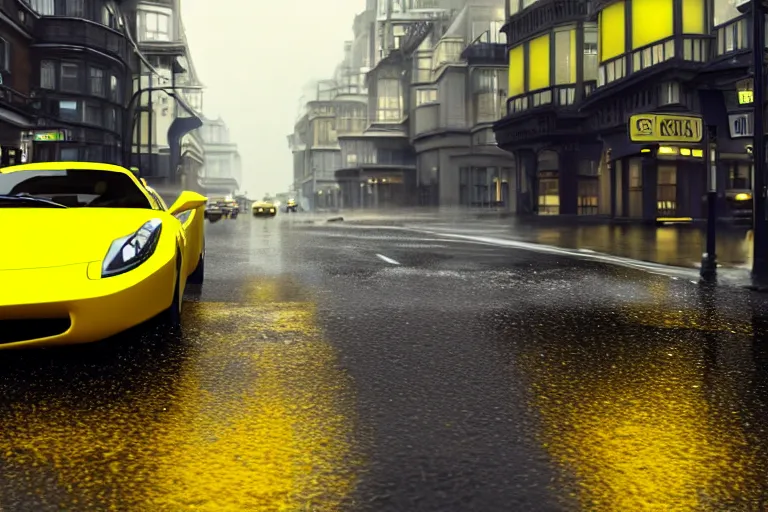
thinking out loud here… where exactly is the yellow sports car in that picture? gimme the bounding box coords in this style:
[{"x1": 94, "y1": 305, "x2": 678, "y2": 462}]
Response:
[
  {"x1": 0, "y1": 161, "x2": 208, "y2": 349},
  {"x1": 252, "y1": 201, "x2": 276, "y2": 217}
]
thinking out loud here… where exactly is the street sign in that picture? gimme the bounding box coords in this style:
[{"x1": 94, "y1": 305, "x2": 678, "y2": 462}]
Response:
[
  {"x1": 628, "y1": 113, "x2": 703, "y2": 143},
  {"x1": 729, "y1": 113, "x2": 753, "y2": 137}
]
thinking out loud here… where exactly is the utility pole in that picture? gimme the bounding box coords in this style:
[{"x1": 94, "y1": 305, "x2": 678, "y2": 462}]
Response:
[{"x1": 752, "y1": 0, "x2": 768, "y2": 286}]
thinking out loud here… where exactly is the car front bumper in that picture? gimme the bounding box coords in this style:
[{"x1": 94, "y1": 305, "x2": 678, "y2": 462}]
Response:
[
  {"x1": 252, "y1": 209, "x2": 276, "y2": 216},
  {"x1": 0, "y1": 256, "x2": 176, "y2": 349}
]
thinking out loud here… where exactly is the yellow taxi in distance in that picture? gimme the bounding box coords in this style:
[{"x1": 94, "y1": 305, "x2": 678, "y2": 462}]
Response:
[
  {"x1": 0, "y1": 161, "x2": 207, "y2": 349},
  {"x1": 252, "y1": 201, "x2": 276, "y2": 217}
]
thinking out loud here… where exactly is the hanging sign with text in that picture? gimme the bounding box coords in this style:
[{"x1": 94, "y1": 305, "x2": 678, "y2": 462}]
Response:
[
  {"x1": 728, "y1": 113, "x2": 753, "y2": 138},
  {"x1": 628, "y1": 113, "x2": 703, "y2": 143}
]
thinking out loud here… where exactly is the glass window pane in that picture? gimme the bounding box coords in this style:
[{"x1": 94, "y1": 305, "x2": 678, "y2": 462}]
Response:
[
  {"x1": 714, "y1": 0, "x2": 741, "y2": 26},
  {"x1": 554, "y1": 30, "x2": 571, "y2": 85}
]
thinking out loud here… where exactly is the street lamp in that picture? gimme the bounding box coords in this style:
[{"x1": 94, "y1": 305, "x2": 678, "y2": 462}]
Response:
[{"x1": 122, "y1": 84, "x2": 204, "y2": 174}]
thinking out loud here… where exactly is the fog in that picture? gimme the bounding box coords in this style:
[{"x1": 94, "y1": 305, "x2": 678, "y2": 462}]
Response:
[{"x1": 181, "y1": 0, "x2": 364, "y2": 198}]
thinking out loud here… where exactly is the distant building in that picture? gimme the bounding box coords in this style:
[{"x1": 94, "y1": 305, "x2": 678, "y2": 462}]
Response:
[{"x1": 200, "y1": 117, "x2": 241, "y2": 197}]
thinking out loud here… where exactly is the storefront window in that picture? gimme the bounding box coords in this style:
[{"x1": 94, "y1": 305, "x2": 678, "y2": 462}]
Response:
[
  {"x1": 578, "y1": 179, "x2": 599, "y2": 215},
  {"x1": 657, "y1": 165, "x2": 677, "y2": 216},
  {"x1": 538, "y1": 176, "x2": 559, "y2": 214}
]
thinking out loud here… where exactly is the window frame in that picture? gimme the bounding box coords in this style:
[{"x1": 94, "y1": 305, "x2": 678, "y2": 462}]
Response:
[
  {"x1": 60, "y1": 62, "x2": 81, "y2": 92},
  {"x1": 40, "y1": 60, "x2": 55, "y2": 89},
  {"x1": 58, "y1": 99, "x2": 81, "y2": 122}
]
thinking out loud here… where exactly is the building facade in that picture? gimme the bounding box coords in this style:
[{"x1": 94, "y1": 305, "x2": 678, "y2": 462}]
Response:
[
  {"x1": 0, "y1": 0, "x2": 35, "y2": 167},
  {"x1": 288, "y1": 0, "x2": 525, "y2": 211},
  {"x1": 493, "y1": 0, "x2": 750, "y2": 221},
  {"x1": 410, "y1": 0, "x2": 514, "y2": 207},
  {"x1": 200, "y1": 116, "x2": 241, "y2": 197},
  {"x1": 123, "y1": 0, "x2": 204, "y2": 193},
  {"x1": 25, "y1": 0, "x2": 132, "y2": 165}
]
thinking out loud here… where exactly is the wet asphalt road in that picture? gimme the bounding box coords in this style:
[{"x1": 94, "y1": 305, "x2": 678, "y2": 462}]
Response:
[{"x1": 2, "y1": 214, "x2": 768, "y2": 510}]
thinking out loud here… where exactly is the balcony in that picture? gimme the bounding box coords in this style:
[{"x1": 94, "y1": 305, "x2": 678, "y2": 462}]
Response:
[
  {"x1": 0, "y1": 84, "x2": 32, "y2": 117},
  {"x1": 461, "y1": 43, "x2": 507, "y2": 64},
  {"x1": 34, "y1": 17, "x2": 130, "y2": 64},
  {"x1": 504, "y1": 0, "x2": 589, "y2": 47},
  {"x1": 2, "y1": 0, "x2": 35, "y2": 33}
]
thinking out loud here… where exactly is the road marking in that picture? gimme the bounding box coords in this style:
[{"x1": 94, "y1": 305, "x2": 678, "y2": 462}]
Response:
[{"x1": 376, "y1": 253, "x2": 400, "y2": 265}]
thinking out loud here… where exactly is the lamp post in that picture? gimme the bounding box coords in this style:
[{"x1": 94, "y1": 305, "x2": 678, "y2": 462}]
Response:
[
  {"x1": 700, "y1": 125, "x2": 718, "y2": 279},
  {"x1": 121, "y1": 84, "x2": 204, "y2": 175},
  {"x1": 751, "y1": 0, "x2": 768, "y2": 286}
]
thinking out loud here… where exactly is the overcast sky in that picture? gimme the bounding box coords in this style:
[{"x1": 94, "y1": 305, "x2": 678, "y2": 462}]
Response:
[{"x1": 181, "y1": 0, "x2": 363, "y2": 198}]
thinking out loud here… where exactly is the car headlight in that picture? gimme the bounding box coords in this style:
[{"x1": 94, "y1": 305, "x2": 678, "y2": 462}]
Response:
[{"x1": 102, "y1": 219, "x2": 162, "y2": 277}]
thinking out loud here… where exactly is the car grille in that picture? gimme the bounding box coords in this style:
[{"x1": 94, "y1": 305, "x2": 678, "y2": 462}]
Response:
[{"x1": 0, "y1": 318, "x2": 71, "y2": 344}]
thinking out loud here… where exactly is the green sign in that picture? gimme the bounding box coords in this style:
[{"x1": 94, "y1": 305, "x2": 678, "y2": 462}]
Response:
[{"x1": 33, "y1": 130, "x2": 65, "y2": 142}]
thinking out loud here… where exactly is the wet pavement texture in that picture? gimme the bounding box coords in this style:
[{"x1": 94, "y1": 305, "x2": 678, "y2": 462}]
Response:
[{"x1": 2, "y1": 214, "x2": 768, "y2": 510}]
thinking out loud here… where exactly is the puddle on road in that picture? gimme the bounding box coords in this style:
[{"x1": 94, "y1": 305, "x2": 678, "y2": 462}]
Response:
[{"x1": 0, "y1": 277, "x2": 361, "y2": 511}]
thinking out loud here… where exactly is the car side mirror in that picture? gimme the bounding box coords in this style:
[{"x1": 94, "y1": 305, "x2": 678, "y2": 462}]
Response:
[{"x1": 168, "y1": 191, "x2": 207, "y2": 216}]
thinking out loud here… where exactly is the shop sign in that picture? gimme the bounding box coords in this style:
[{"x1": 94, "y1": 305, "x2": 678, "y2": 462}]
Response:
[
  {"x1": 728, "y1": 113, "x2": 753, "y2": 138},
  {"x1": 629, "y1": 114, "x2": 703, "y2": 143},
  {"x1": 32, "y1": 130, "x2": 66, "y2": 142}
]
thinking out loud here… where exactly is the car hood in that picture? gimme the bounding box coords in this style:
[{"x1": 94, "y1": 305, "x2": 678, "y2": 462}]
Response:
[{"x1": 0, "y1": 208, "x2": 166, "y2": 270}]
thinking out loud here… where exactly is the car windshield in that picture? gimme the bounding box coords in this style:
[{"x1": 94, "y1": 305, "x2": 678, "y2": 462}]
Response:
[{"x1": 0, "y1": 169, "x2": 152, "y2": 208}]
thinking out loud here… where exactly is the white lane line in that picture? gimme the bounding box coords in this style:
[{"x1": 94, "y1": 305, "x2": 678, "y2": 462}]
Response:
[{"x1": 376, "y1": 253, "x2": 400, "y2": 265}]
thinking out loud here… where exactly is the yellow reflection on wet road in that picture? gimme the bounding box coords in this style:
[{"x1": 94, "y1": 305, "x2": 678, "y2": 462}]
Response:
[
  {"x1": 520, "y1": 322, "x2": 762, "y2": 510},
  {"x1": 0, "y1": 277, "x2": 360, "y2": 511}
]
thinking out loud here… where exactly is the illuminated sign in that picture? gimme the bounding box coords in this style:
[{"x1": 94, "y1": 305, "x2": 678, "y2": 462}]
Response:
[
  {"x1": 629, "y1": 114, "x2": 703, "y2": 143},
  {"x1": 738, "y1": 90, "x2": 754, "y2": 104},
  {"x1": 32, "y1": 130, "x2": 66, "y2": 142}
]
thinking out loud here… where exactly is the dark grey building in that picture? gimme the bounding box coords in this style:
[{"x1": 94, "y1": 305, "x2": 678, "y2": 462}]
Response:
[
  {"x1": 0, "y1": 0, "x2": 35, "y2": 167},
  {"x1": 24, "y1": 0, "x2": 132, "y2": 164}
]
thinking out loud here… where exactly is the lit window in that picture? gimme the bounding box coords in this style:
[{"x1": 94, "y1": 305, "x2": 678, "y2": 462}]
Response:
[
  {"x1": 416, "y1": 89, "x2": 437, "y2": 105},
  {"x1": 141, "y1": 10, "x2": 171, "y2": 42},
  {"x1": 59, "y1": 100, "x2": 80, "y2": 122}
]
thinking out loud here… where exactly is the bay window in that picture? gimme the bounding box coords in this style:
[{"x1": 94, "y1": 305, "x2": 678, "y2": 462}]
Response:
[
  {"x1": 376, "y1": 78, "x2": 402, "y2": 121},
  {"x1": 554, "y1": 28, "x2": 574, "y2": 85},
  {"x1": 58, "y1": 100, "x2": 80, "y2": 122},
  {"x1": 472, "y1": 68, "x2": 505, "y2": 124},
  {"x1": 583, "y1": 24, "x2": 598, "y2": 82},
  {"x1": 313, "y1": 119, "x2": 337, "y2": 146},
  {"x1": 61, "y1": 63, "x2": 80, "y2": 92},
  {"x1": 40, "y1": 60, "x2": 55, "y2": 89},
  {"x1": 416, "y1": 89, "x2": 437, "y2": 105},
  {"x1": 138, "y1": 8, "x2": 172, "y2": 42}
]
